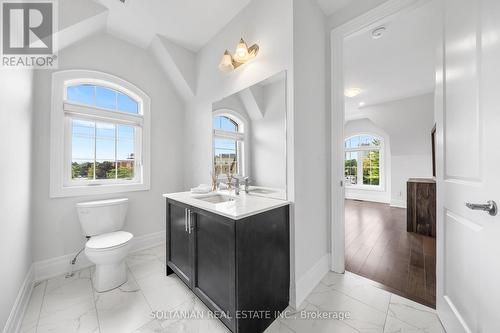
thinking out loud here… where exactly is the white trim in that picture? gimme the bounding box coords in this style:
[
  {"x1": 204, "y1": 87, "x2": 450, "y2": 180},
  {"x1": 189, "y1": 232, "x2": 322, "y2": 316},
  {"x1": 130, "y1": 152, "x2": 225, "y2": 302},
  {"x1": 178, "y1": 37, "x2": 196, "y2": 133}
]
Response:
[
  {"x1": 2, "y1": 266, "x2": 34, "y2": 333},
  {"x1": 33, "y1": 230, "x2": 166, "y2": 282},
  {"x1": 292, "y1": 254, "x2": 330, "y2": 309},
  {"x1": 50, "y1": 70, "x2": 151, "y2": 198},
  {"x1": 330, "y1": 0, "x2": 432, "y2": 274},
  {"x1": 63, "y1": 103, "x2": 144, "y2": 126}
]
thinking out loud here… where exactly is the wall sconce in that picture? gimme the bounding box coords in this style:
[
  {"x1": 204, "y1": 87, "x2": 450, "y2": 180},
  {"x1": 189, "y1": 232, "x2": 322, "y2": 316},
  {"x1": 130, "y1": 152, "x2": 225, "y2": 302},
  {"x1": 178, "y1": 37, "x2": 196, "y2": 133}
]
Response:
[{"x1": 218, "y1": 38, "x2": 259, "y2": 72}]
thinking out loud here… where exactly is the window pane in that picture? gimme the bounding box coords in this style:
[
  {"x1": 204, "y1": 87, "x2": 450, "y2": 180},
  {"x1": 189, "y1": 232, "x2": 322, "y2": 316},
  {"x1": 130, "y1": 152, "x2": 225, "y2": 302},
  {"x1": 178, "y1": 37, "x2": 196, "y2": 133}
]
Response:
[
  {"x1": 117, "y1": 93, "x2": 138, "y2": 114},
  {"x1": 213, "y1": 116, "x2": 238, "y2": 132},
  {"x1": 95, "y1": 86, "x2": 117, "y2": 110},
  {"x1": 72, "y1": 161, "x2": 94, "y2": 180},
  {"x1": 72, "y1": 119, "x2": 95, "y2": 160},
  {"x1": 117, "y1": 160, "x2": 134, "y2": 179},
  {"x1": 67, "y1": 85, "x2": 94, "y2": 105},
  {"x1": 214, "y1": 138, "x2": 238, "y2": 174},
  {"x1": 345, "y1": 135, "x2": 380, "y2": 149},
  {"x1": 117, "y1": 125, "x2": 134, "y2": 140},
  {"x1": 95, "y1": 122, "x2": 115, "y2": 161},
  {"x1": 96, "y1": 122, "x2": 115, "y2": 139},
  {"x1": 117, "y1": 140, "x2": 134, "y2": 160},
  {"x1": 344, "y1": 151, "x2": 358, "y2": 185},
  {"x1": 95, "y1": 160, "x2": 116, "y2": 180},
  {"x1": 362, "y1": 150, "x2": 380, "y2": 186},
  {"x1": 96, "y1": 138, "x2": 115, "y2": 160}
]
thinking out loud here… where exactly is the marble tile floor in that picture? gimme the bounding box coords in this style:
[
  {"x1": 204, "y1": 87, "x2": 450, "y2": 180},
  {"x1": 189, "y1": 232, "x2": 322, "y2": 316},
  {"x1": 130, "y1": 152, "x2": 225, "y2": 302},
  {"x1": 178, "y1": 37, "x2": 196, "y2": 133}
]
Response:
[{"x1": 20, "y1": 244, "x2": 446, "y2": 333}]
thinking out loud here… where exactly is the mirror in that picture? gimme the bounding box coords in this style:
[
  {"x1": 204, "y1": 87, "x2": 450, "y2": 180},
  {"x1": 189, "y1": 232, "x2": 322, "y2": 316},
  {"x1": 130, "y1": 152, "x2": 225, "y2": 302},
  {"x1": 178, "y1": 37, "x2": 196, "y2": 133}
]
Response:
[{"x1": 212, "y1": 71, "x2": 287, "y2": 200}]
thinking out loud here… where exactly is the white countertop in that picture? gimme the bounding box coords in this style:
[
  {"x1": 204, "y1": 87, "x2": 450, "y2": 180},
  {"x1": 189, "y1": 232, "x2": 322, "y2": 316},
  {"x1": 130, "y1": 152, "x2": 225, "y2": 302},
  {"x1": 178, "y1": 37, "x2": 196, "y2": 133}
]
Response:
[{"x1": 162, "y1": 190, "x2": 290, "y2": 220}]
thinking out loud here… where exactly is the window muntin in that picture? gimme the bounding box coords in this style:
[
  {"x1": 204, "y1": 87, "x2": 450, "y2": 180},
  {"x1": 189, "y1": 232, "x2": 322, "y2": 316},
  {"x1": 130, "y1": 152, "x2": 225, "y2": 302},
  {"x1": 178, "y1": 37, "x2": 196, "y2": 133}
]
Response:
[
  {"x1": 66, "y1": 84, "x2": 139, "y2": 114},
  {"x1": 213, "y1": 115, "x2": 244, "y2": 175},
  {"x1": 345, "y1": 135, "x2": 382, "y2": 188}
]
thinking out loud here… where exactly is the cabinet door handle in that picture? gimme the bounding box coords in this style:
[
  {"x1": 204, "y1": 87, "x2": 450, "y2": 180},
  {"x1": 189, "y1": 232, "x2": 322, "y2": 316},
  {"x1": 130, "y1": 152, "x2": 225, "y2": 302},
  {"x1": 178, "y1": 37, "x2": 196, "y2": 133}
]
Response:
[
  {"x1": 188, "y1": 210, "x2": 191, "y2": 234},
  {"x1": 185, "y1": 209, "x2": 188, "y2": 232}
]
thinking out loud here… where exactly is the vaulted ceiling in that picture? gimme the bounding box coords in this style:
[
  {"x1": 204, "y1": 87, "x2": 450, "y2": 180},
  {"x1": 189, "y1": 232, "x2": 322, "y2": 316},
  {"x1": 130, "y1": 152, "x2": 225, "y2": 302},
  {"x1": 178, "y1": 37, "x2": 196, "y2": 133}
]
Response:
[
  {"x1": 92, "y1": 0, "x2": 252, "y2": 51},
  {"x1": 57, "y1": 0, "x2": 353, "y2": 101}
]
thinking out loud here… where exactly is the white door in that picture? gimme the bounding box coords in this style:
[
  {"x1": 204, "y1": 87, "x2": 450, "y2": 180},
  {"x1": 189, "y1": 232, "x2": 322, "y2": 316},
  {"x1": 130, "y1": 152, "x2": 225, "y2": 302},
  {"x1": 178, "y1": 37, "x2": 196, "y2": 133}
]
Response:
[{"x1": 436, "y1": 0, "x2": 500, "y2": 332}]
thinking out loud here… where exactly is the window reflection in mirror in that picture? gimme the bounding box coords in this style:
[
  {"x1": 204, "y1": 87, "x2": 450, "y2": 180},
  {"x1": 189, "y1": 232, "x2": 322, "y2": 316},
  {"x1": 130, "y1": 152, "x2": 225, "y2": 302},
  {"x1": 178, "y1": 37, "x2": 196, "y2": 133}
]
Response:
[{"x1": 212, "y1": 71, "x2": 287, "y2": 200}]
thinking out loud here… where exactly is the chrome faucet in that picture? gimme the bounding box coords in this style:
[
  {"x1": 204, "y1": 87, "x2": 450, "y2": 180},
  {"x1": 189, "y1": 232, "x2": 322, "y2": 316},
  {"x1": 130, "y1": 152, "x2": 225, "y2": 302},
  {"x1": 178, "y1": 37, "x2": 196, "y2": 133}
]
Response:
[
  {"x1": 244, "y1": 177, "x2": 250, "y2": 193},
  {"x1": 233, "y1": 178, "x2": 240, "y2": 195}
]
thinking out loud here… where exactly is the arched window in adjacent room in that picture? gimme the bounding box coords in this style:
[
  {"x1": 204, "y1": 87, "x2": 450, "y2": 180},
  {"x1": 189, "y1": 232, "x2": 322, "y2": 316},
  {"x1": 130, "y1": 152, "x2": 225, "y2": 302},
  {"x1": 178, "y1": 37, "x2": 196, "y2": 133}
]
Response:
[{"x1": 344, "y1": 134, "x2": 383, "y2": 187}]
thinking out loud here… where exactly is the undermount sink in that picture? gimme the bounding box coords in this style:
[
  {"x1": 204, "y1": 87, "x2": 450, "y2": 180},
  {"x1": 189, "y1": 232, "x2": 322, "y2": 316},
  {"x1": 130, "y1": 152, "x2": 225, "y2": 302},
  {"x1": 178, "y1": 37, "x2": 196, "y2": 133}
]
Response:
[
  {"x1": 249, "y1": 188, "x2": 276, "y2": 195},
  {"x1": 195, "y1": 194, "x2": 236, "y2": 204}
]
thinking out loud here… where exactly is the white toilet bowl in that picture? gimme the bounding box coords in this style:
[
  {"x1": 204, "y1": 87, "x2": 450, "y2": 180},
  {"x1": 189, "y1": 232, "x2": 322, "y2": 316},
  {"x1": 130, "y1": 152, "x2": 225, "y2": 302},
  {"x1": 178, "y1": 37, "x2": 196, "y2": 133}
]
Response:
[
  {"x1": 76, "y1": 197, "x2": 132, "y2": 293},
  {"x1": 85, "y1": 231, "x2": 134, "y2": 292}
]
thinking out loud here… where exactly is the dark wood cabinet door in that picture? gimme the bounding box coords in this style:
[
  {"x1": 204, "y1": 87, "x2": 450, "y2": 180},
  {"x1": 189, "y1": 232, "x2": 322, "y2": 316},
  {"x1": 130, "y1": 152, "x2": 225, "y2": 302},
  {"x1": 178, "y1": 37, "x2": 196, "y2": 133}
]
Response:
[
  {"x1": 166, "y1": 202, "x2": 193, "y2": 286},
  {"x1": 192, "y1": 209, "x2": 236, "y2": 332}
]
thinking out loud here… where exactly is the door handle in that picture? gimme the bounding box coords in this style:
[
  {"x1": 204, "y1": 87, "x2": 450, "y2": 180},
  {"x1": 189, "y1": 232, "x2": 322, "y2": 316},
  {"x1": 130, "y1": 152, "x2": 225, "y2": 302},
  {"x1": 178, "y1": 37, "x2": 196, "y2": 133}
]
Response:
[
  {"x1": 187, "y1": 210, "x2": 191, "y2": 234},
  {"x1": 185, "y1": 209, "x2": 188, "y2": 232},
  {"x1": 466, "y1": 200, "x2": 497, "y2": 216}
]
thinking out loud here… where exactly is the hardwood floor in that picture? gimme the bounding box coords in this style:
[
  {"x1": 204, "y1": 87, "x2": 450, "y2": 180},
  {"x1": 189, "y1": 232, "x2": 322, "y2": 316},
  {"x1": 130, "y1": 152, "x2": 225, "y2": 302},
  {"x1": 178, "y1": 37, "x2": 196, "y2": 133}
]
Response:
[{"x1": 345, "y1": 199, "x2": 436, "y2": 308}]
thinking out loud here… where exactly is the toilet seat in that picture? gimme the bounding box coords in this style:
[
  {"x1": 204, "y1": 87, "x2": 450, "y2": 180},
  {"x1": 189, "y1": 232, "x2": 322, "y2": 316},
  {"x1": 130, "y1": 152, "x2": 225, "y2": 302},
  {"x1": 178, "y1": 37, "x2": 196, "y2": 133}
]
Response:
[{"x1": 86, "y1": 231, "x2": 133, "y2": 251}]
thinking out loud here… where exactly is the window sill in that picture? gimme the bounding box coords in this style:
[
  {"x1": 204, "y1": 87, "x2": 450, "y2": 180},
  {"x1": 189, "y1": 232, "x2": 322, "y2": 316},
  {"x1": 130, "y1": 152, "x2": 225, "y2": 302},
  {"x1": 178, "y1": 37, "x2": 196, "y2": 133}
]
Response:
[{"x1": 50, "y1": 182, "x2": 150, "y2": 198}]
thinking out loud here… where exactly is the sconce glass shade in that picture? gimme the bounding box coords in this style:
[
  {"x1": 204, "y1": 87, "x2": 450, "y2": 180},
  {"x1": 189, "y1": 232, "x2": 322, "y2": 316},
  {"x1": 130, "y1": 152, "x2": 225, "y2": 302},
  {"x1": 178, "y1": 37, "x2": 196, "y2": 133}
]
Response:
[
  {"x1": 233, "y1": 38, "x2": 250, "y2": 63},
  {"x1": 219, "y1": 50, "x2": 235, "y2": 73}
]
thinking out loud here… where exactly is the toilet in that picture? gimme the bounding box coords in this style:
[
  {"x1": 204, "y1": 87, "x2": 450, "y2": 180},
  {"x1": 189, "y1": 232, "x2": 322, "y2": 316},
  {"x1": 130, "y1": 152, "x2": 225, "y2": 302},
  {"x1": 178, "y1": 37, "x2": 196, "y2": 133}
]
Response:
[{"x1": 76, "y1": 198, "x2": 133, "y2": 292}]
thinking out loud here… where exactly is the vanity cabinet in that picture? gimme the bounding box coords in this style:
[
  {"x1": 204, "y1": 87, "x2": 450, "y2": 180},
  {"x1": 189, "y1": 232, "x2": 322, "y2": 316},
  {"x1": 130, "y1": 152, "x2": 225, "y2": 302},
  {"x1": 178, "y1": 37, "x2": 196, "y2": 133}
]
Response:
[
  {"x1": 165, "y1": 199, "x2": 290, "y2": 333},
  {"x1": 166, "y1": 201, "x2": 194, "y2": 286}
]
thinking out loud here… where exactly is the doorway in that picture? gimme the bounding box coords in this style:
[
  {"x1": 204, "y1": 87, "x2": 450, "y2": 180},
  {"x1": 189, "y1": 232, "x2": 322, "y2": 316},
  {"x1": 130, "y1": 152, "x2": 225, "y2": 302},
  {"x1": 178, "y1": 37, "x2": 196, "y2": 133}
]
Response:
[{"x1": 330, "y1": 0, "x2": 439, "y2": 308}]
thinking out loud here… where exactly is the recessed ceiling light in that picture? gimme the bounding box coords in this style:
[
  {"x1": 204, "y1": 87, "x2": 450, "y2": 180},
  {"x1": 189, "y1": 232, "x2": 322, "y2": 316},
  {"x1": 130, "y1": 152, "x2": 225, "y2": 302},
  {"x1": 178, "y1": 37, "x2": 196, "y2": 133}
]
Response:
[
  {"x1": 371, "y1": 26, "x2": 386, "y2": 39},
  {"x1": 359, "y1": 102, "x2": 365, "y2": 107},
  {"x1": 344, "y1": 88, "x2": 362, "y2": 98}
]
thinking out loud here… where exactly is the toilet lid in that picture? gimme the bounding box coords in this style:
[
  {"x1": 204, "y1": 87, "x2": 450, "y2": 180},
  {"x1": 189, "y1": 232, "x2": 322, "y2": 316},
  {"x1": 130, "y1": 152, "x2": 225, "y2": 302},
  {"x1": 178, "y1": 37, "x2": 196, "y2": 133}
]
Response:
[{"x1": 86, "y1": 231, "x2": 133, "y2": 250}]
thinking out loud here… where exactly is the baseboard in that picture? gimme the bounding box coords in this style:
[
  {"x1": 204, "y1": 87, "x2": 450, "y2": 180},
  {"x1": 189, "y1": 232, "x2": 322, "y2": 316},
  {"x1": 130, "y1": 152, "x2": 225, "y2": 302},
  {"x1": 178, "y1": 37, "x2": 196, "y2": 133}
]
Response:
[
  {"x1": 2, "y1": 266, "x2": 34, "y2": 333},
  {"x1": 390, "y1": 199, "x2": 407, "y2": 208},
  {"x1": 345, "y1": 194, "x2": 390, "y2": 204},
  {"x1": 292, "y1": 253, "x2": 330, "y2": 309},
  {"x1": 33, "y1": 230, "x2": 166, "y2": 282},
  {"x1": 131, "y1": 229, "x2": 166, "y2": 253}
]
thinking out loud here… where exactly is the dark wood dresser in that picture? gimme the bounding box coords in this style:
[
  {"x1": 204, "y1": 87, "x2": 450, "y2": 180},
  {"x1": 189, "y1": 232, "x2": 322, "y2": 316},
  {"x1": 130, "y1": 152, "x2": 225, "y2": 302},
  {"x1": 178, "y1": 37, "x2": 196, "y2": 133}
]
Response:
[{"x1": 407, "y1": 178, "x2": 436, "y2": 237}]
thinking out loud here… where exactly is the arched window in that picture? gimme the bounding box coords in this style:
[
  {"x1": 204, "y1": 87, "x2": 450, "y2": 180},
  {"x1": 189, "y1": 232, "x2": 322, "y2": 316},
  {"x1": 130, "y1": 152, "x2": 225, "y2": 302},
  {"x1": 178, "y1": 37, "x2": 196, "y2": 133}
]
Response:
[
  {"x1": 345, "y1": 134, "x2": 382, "y2": 187},
  {"x1": 213, "y1": 114, "x2": 245, "y2": 176},
  {"x1": 50, "y1": 70, "x2": 151, "y2": 197}
]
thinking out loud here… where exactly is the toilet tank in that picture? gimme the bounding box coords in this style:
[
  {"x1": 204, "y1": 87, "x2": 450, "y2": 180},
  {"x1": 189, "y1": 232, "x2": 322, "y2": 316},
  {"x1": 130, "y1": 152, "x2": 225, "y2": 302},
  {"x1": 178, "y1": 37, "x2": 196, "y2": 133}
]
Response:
[{"x1": 76, "y1": 198, "x2": 129, "y2": 236}]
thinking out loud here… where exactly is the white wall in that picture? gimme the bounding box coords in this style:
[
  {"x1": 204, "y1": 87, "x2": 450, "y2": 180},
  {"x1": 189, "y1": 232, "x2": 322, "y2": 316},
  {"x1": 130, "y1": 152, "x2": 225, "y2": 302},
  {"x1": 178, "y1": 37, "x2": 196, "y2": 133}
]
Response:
[
  {"x1": 250, "y1": 79, "x2": 286, "y2": 189},
  {"x1": 292, "y1": 0, "x2": 329, "y2": 305},
  {"x1": 344, "y1": 118, "x2": 392, "y2": 203},
  {"x1": 32, "y1": 33, "x2": 185, "y2": 262},
  {"x1": 346, "y1": 94, "x2": 434, "y2": 207},
  {"x1": 391, "y1": 154, "x2": 432, "y2": 207},
  {"x1": 0, "y1": 70, "x2": 34, "y2": 329}
]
